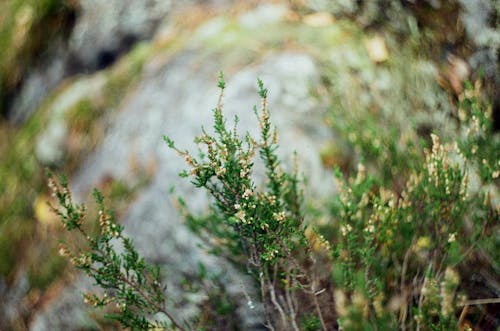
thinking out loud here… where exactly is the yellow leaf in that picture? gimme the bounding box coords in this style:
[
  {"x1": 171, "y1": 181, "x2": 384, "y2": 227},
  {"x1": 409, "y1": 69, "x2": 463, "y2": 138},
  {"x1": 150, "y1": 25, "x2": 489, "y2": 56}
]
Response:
[
  {"x1": 34, "y1": 195, "x2": 58, "y2": 227},
  {"x1": 365, "y1": 35, "x2": 388, "y2": 63},
  {"x1": 303, "y1": 12, "x2": 334, "y2": 27}
]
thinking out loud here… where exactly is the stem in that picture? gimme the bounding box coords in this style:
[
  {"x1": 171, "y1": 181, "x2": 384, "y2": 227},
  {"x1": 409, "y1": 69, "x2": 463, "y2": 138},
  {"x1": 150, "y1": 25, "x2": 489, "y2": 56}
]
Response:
[
  {"x1": 268, "y1": 277, "x2": 288, "y2": 329},
  {"x1": 260, "y1": 269, "x2": 275, "y2": 331},
  {"x1": 415, "y1": 276, "x2": 427, "y2": 331},
  {"x1": 458, "y1": 305, "x2": 468, "y2": 327},
  {"x1": 284, "y1": 273, "x2": 300, "y2": 331},
  {"x1": 122, "y1": 276, "x2": 186, "y2": 331},
  {"x1": 400, "y1": 243, "x2": 413, "y2": 330},
  {"x1": 310, "y1": 281, "x2": 328, "y2": 331},
  {"x1": 85, "y1": 260, "x2": 189, "y2": 331},
  {"x1": 459, "y1": 298, "x2": 500, "y2": 306}
]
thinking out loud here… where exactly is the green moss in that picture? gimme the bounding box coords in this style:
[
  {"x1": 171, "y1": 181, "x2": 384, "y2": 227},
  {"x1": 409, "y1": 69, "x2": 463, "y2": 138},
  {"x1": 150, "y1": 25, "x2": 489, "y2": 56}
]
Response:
[
  {"x1": 66, "y1": 99, "x2": 99, "y2": 130},
  {"x1": 0, "y1": 0, "x2": 78, "y2": 114},
  {"x1": 0, "y1": 41, "x2": 157, "y2": 279},
  {"x1": 198, "y1": 16, "x2": 362, "y2": 58},
  {"x1": 0, "y1": 218, "x2": 36, "y2": 277},
  {"x1": 28, "y1": 253, "x2": 66, "y2": 290},
  {"x1": 0, "y1": 83, "x2": 99, "y2": 284},
  {"x1": 0, "y1": 101, "x2": 48, "y2": 277},
  {"x1": 104, "y1": 42, "x2": 151, "y2": 107}
]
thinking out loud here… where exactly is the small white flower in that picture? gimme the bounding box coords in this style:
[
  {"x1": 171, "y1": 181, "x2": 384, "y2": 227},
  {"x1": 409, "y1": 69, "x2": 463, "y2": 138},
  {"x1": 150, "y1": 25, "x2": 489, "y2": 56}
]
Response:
[
  {"x1": 365, "y1": 224, "x2": 375, "y2": 233},
  {"x1": 216, "y1": 166, "x2": 226, "y2": 176},
  {"x1": 235, "y1": 210, "x2": 246, "y2": 223},
  {"x1": 247, "y1": 300, "x2": 255, "y2": 309},
  {"x1": 340, "y1": 224, "x2": 352, "y2": 236},
  {"x1": 243, "y1": 189, "x2": 253, "y2": 199},
  {"x1": 447, "y1": 232, "x2": 456, "y2": 243}
]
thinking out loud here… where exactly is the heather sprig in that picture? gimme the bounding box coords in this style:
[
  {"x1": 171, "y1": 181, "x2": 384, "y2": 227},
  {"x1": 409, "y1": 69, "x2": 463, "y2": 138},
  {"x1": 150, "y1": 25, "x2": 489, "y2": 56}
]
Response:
[
  {"x1": 165, "y1": 75, "x2": 329, "y2": 330},
  {"x1": 47, "y1": 173, "x2": 187, "y2": 331}
]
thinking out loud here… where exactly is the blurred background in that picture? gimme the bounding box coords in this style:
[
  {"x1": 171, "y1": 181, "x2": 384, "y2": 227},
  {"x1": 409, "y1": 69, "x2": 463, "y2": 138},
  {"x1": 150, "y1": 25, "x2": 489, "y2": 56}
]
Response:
[{"x1": 0, "y1": 0, "x2": 498, "y2": 330}]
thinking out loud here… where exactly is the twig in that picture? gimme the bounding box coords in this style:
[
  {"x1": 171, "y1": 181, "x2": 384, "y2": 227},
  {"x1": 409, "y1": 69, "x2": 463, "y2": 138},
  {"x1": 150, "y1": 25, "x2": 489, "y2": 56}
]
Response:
[
  {"x1": 459, "y1": 298, "x2": 500, "y2": 306},
  {"x1": 415, "y1": 276, "x2": 427, "y2": 331},
  {"x1": 400, "y1": 243, "x2": 413, "y2": 330},
  {"x1": 259, "y1": 269, "x2": 275, "y2": 331},
  {"x1": 268, "y1": 276, "x2": 289, "y2": 329},
  {"x1": 284, "y1": 273, "x2": 300, "y2": 331},
  {"x1": 310, "y1": 280, "x2": 328, "y2": 331},
  {"x1": 458, "y1": 305, "x2": 468, "y2": 327}
]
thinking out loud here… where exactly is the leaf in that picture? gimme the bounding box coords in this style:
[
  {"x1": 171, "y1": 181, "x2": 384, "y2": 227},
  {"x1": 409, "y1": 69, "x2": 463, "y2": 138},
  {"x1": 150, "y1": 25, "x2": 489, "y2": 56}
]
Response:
[
  {"x1": 34, "y1": 195, "x2": 58, "y2": 226},
  {"x1": 365, "y1": 35, "x2": 388, "y2": 63},
  {"x1": 303, "y1": 12, "x2": 334, "y2": 27}
]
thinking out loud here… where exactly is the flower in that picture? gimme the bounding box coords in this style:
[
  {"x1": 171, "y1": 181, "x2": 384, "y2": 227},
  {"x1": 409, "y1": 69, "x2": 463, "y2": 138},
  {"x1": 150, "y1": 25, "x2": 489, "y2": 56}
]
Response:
[
  {"x1": 243, "y1": 189, "x2": 253, "y2": 199},
  {"x1": 235, "y1": 210, "x2": 246, "y2": 223},
  {"x1": 340, "y1": 224, "x2": 352, "y2": 236},
  {"x1": 447, "y1": 232, "x2": 456, "y2": 243}
]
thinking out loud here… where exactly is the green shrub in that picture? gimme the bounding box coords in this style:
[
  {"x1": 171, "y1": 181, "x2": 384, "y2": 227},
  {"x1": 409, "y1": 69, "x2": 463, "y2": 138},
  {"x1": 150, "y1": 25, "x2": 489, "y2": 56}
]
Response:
[{"x1": 50, "y1": 76, "x2": 498, "y2": 330}]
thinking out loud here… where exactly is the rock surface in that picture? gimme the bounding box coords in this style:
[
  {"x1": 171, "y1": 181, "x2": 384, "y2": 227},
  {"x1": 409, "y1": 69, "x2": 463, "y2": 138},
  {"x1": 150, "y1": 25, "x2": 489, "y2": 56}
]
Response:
[
  {"x1": 2, "y1": 0, "x2": 496, "y2": 330},
  {"x1": 8, "y1": 0, "x2": 228, "y2": 123}
]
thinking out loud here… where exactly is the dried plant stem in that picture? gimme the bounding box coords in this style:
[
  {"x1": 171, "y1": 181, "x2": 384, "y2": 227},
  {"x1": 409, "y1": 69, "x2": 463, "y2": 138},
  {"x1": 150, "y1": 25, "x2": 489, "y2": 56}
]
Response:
[
  {"x1": 119, "y1": 275, "x2": 187, "y2": 331},
  {"x1": 284, "y1": 274, "x2": 300, "y2": 331},
  {"x1": 415, "y1": 276, "x2": 427, "y2": 331},
  {"x1": 460, "y1": 298, "x2": 500, "y2": 306},
  {"x1": 260, "y1": 271, "x2": 275, "y2": 331},
  {"x1": 400, "y1": 243, "x2": 413, "y2": 331},
  {"x1": 268, "y1": 277, "x2": 289, "y2": 329},
  {"x1": 310, "y1": 281, "x2": 328, "y2": 331}
]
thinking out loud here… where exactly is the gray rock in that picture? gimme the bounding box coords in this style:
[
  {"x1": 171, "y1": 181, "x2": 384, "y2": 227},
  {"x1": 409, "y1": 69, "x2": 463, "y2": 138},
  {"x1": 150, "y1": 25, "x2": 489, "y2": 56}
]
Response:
[
  {"x1": 9, "y1": 53, "x2": 67, "y2": 124},
  {"x1": 458, "y1": 0, "x2": 499, "y2": 82},
  {"x1": 68, "y1": 0, "x2": 175, "y2": 70},
  {"x1": 238, "y1": 3, "x2": 289, "y2": 29},
  {"x1": 0, "y1": 271, "x2": 29, "y2": 328},
  {"x1": 29, "y1": 278, "x2": 99, "y2": 331},
  {"x1": 35, "y1": 120, "x2": 68, "y2": 165},
  {"x1": 35, "y1": 74, "x2": 106, "y2": 165},
  {"x1": 7, "y1": 0, "x2": 228, "y2": 123},
  {"x1": 458, "y1": 0, "x2": 499, "y2": 49}
]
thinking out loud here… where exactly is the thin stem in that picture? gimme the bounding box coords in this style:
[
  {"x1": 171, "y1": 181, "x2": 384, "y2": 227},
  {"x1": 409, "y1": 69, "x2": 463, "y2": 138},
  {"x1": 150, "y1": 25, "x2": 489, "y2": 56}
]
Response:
[
  {"x1": 459, "y1": 298, "x2": 500, "y2": 306},
  {"x1": 260, "y1": 269, "x2": 275, "y2": 331},
  {"x1": 458, "y1": 305, "x2": 468, "y2": 327},
  {"x1": 415, "y1": 276, "x2": 427, "y2": 331},
  {"x1": 268, "y1": 277, "x2": 288, "y2": 329},
  {"x1": 284, "y1": 276, "x2": 300, "y2": 331},
  {"x1": 119, "y1": 274, "x2": 188, "y2": 331},
  {"x1": 84, "y1": 258, "x2": 188, "y2": 331},
  {"x1": 400, "y1": 242, "x2": 413, "y2": 330},
  {"x1": 311, "y1": 284, "x2": 327, "y2": 331}
]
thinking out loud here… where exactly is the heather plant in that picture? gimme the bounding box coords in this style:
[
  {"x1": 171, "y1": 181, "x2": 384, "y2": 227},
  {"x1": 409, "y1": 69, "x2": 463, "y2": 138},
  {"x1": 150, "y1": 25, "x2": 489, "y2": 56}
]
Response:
[
  {"x1": 50, "y1": 76, "x2": 498, "y2": 330},
  {"x1": 456, "y1": 82, "x2": 500, "y2": 184},
  {"x1": 165, "y1": 74, "x2": 331, "y2": 330},
  {"x1": 325, "y1": 81, "x2": 499, "y2": 330},
  {"x1": 47, "y1": 174, "x2": 188, "y2": 330},
  {"x1": 329, "y1": 134, "x2": 477, "y2": 330}
]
